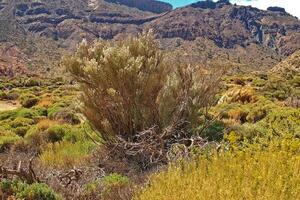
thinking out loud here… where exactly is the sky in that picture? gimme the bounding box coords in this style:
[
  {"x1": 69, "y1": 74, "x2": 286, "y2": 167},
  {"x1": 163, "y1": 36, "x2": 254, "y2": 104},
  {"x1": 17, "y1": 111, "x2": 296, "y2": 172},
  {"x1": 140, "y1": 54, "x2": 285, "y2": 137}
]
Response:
[{"x1": 161, "y1": 0, "x2": 300, "y2": 18}]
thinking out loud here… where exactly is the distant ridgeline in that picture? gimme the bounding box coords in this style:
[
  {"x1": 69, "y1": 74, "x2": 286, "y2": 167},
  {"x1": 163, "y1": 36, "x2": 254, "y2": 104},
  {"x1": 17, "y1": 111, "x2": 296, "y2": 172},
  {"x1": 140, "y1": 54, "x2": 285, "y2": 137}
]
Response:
[
  {"x1": 190, "y1": 0, "x2": 288, "y2": 16},
  {"x1": 190, "y1": 0, "x2": 231, "y2": 9},
  {"x1": 104, "y1": 0, "x2": 173, "y2": 14}
]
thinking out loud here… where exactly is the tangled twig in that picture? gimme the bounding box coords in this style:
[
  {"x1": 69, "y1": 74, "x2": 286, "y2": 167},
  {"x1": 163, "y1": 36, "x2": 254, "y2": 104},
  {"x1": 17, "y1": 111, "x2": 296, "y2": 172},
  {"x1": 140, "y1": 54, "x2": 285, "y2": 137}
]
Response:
[{"x1": 0, "y1": 157, "x2": 40, "y2": 184}]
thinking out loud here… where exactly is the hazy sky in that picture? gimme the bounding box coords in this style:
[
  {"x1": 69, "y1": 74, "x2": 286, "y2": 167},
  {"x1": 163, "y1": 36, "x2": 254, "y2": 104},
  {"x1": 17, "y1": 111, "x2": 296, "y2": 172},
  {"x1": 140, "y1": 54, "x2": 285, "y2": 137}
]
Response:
[{"x1": 161, "y1": 0, "x2": 300, "y2": 18}]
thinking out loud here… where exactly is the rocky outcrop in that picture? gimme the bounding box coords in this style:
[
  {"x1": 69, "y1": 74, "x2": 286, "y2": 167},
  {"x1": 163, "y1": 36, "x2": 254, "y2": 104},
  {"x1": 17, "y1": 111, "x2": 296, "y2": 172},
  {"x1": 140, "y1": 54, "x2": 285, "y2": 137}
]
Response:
[
  {"x1": 191, "y1": 0, "x2": 231, "y2": 9},
  {"x1": 104, "y1": 0, "x2": 172, "y2": 14},
  {"x1": 267, "y1": 6, "x2": 286, "y2": 13}
]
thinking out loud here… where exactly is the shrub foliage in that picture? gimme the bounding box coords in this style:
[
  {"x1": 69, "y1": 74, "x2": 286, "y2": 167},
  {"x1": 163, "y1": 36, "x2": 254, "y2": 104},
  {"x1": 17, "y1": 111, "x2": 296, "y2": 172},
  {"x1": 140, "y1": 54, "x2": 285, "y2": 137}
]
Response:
[{"x1": 64, "y1": 32, "x2": 222, "y2": 168}]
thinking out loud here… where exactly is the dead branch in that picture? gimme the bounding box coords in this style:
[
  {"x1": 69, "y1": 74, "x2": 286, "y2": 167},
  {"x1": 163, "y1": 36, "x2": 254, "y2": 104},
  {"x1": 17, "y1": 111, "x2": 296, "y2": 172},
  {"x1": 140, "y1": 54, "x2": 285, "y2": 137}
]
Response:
[
  {"x1": 57, "y1": 168, "x2": 83, "y2": 188},
  {"x1": 0, "y1": 157, "x2": 39, "y2": 184},
  {"x1": 110, "y1": 121, "x2": 209, "y2": 170}
]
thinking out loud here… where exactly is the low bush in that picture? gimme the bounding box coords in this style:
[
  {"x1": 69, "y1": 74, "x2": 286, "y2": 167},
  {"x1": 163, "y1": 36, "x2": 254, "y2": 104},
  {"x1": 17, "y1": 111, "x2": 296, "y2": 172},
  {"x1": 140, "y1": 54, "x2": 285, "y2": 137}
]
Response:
[
  {"x1": 103, "y1": 173, "x2": 130, "y2": 186},
  {"x1": 50, "y1": 107, "x2": 80, "y2": 125},
  {"x1": 47, "y1": 102, "x2": 69, "y2": 119},
  {"x1": 46, "y1": 125, "x2": 66, "y2": 143},
  {"x1": 0, "y1": 108, "x2": 39, "y2": 121},
  {"x1": 0, "y1": 91, "x2": 7, "y2": 100},
  {"x1": 10, "y1": 117, "x2": 34, "y2": 128},
  {"x1": 6, "y1": 92, "x2": 19, "y2": 100},
  {"x1": 101, "y1": 173, "x2": 132, "y2": 200},
  {"x1": 38, "y1": 96, "x2": 54, "y2": 108},
  {"x1": 262, "y1": 76, "x2": 292, "y2": 101},
  {"x1": 81, "y1": 174, "x2": 133, "y2": 200},
  {"x1": 0, "y1": 131, "x2": 20, "y2": 150},
  {"x1": 20, "y1": 94, "x2": 39, "y2": 108},
  {"x1": 24, "y1": 78, "x2": 41, "y2": 87},
  {"x1": 197, "y1": 120, "x2": 225, "y2": 141},
  {"x1": 36, "y1": 119, "x2": 59, "y2": 131},
  {"x1": 0, "y1": 179, "x2": 63, "y2": 200},
  {"x1": 24, "y1": 122, "x2": 94, "y2": 148},
  {"x1": 218, "y1": 86, "x2": 258, "y2": 104},
  {"x1": 14, "y1": 126, "x2": 30, "y2": 137}
]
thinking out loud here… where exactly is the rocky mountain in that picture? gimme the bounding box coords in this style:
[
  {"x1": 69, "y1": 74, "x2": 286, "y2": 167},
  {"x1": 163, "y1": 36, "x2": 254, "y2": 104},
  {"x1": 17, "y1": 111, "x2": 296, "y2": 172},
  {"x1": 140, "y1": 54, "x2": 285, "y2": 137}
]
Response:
[
  {"x1": 148, "y1": 1, "x2": 300, "y2": 55},
  {"x1": 0, "y1": 0, "x2": 299, "y2": 76},
  {"x1": 104, "y1": 0, "x2": 172, "y2": 14}
]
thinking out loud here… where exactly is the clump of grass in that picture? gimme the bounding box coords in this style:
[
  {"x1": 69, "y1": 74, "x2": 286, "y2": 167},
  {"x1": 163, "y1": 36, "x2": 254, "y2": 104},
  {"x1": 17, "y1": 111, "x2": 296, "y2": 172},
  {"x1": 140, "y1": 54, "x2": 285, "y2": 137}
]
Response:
[
  {"x1": 20, "y1": 94, "x2": 39, "y2": 108},
  {"x1": 39, "y1": 141, "x2": 95, "y2": 168}
]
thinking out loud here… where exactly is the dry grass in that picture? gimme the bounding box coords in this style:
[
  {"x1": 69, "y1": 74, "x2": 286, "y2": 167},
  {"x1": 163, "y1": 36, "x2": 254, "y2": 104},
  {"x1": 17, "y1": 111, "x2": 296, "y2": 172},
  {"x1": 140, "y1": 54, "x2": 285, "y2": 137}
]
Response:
[
  {"x1": 36, "y1": 119, "x2": 60, "y2": 131},
  {"x1": 37, "y1": 97, "x2": 54, "y2": 108},
  {"x1": 39, "y1": 141, "x2": 95, "y2": 169},
  {"x1": 137, "y1": 143, "x2": 300, "y2": 200}
]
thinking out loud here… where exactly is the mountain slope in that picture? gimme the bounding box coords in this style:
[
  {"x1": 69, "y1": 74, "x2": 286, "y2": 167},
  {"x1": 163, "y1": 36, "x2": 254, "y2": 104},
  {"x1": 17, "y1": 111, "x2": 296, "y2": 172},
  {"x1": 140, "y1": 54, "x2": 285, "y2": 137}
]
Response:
[
  {"x1": 272, "y1": 51, "x2": 300, "y2": 74},
  {"x1": 147, "y1": 1, "x2": 300, "y2": 55},
  {"x1": 0, "y1": 0, "x2": 300, "y2": 75}
]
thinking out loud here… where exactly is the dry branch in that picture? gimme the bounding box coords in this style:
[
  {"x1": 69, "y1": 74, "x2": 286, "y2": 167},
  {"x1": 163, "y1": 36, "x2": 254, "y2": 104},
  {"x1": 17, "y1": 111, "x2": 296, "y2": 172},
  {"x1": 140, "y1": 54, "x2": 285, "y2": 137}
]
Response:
[{"x1": 0, "y1": 157, "x2": 39, "y2": 184}]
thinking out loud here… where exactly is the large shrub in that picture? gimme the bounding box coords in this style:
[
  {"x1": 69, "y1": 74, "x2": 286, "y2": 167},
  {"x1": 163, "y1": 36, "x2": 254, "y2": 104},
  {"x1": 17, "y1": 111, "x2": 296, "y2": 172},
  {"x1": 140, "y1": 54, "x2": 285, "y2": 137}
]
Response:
[
  {"x1": 64, "y1": 32, "x2": 222, "y2": 168},
  {"x1": 64, "y1": 32, "x2": 221, "y2": 142},
  {"x1": 64, "y1": 32, "x2": 166, "y2": 141}
]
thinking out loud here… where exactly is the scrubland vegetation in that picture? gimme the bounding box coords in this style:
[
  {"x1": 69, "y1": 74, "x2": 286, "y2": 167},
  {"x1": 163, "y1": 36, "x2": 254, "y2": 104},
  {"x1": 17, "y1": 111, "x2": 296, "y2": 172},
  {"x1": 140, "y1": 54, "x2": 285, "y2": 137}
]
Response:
[{"x1": 0, "y1": 33, "x2": 299, "y2": 200}]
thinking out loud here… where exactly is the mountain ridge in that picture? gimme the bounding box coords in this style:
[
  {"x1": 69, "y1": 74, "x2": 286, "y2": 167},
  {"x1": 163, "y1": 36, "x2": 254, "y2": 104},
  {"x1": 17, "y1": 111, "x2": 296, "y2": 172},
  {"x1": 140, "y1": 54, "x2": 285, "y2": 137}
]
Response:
[{"x1": 0, "y1": 0, "x2": 299, "y2": 76}]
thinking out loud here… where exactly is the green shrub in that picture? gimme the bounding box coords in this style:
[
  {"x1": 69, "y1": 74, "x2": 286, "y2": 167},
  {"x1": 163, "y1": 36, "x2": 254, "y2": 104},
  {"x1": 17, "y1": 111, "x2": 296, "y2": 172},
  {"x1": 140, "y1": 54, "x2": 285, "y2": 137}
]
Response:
[
  {"x1": 21, "y1": 94, "x2": 39, "y2": 108},
  {"x1": 47, "y1": 102, "x2": 68, "y2": 119},
  {"x1": 84, "y1": 180, "x2": 101, "y2": 194},
  {"x1": 14, "y1": 126, "x2": 30, "y2": 137},
  {"x1": 10, "y1": 117, "x2": 34, "y2": 128},
  {"x1": 246, "y1": 108, "x2": 267, "y2": 123},
  {"x1": 101, "y1": 173, "x2": 131, "y2": 200},
  {"x1": 50, "y1": 107, "x2": 80, "y2": 125},
  {"x1": 0, "y1": 91, "x2": 7, "y2": 100},
  {"x1": 24, "y1": 78, "x2": 41, "y2": 87},
  {"x1": 16, "y1": 183, "x2": 62, "y2": 200},
  {"x1": 24, "y1": 123, "x2": 92, "y2": 147},
  {"x1": 263, "y1": 76, "x2": 292, "y2": 100},
  {"x1": 290, "y1": 75, "x2": 300, "y2": 87},
  {"x1": 0, "y1": 130, "x2": 20, "y2": 150},
  {"x1": 252, "y1": 77, "x2": 266, "y2": 87},
  {"x1": 17, "y1": 109, "x2": 38, "y2": 119},
  {"x1": 0, "y1": 179, "x2": 63, "y2": 200},
  {"x1": 0, "y1": 108, "x2": 40, "y2": 121},
  {"x1": 0, "y1": 179, "x2": 27, "y2": 196},
  {"x1": 198, "y1": 121, "x2": 225, "y2": 141},
  {"x1": 103, "y1": 173, "x2": 130, "y2": 186},
  {"x1": 257, "y1": 108, "x2": 300, "y2": 137}
]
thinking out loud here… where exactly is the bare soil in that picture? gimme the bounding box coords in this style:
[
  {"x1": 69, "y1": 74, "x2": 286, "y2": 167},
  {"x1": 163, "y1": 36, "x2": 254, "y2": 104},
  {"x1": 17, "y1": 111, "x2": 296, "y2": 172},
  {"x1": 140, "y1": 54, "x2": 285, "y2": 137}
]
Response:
[{"x1": 0, "y1": 101, "x2": 20, "y2": 111}]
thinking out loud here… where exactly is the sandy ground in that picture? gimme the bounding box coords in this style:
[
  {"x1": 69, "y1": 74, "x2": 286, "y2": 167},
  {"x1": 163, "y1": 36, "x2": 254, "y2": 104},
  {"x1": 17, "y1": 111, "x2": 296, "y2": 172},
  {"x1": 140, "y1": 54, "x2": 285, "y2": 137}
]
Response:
[{"x1": 0, "y1": 101, "x2": 20, "y2": 111}]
